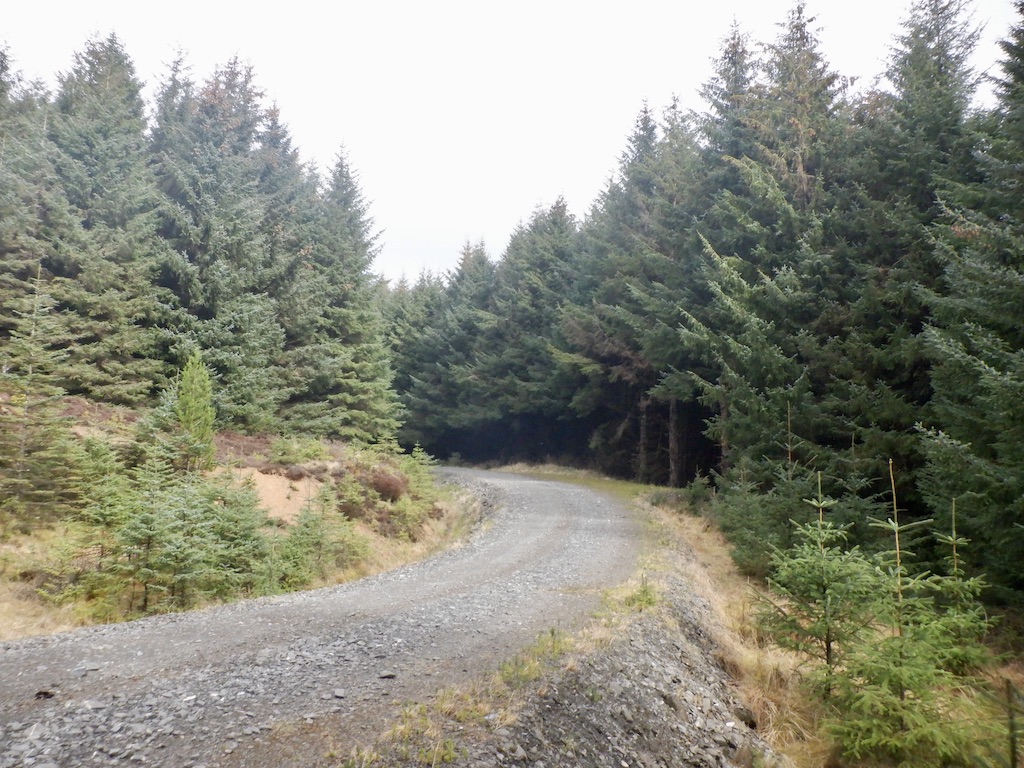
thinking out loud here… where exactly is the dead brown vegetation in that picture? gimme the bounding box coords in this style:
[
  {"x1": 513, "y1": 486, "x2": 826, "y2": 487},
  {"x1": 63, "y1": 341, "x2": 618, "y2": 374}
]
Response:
[{"x1": 368, "y1": 467, "x2": 409, "y2": 502}]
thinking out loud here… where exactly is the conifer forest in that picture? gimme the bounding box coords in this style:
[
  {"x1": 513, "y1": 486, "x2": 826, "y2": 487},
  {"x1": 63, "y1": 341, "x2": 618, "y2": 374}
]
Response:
[{"x1": 4, "y1": 1, "x2": 1024, "y2": 762}]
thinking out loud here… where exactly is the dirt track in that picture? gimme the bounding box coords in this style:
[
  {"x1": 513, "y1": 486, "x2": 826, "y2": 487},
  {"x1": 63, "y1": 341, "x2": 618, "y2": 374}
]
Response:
[{"x1": 0, "y1": 469, "x2": 640, "y2": 767}]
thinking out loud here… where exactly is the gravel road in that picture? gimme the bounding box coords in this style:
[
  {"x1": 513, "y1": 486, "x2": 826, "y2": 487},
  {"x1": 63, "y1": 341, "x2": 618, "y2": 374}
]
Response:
[{"x1": 0, "y1": 469, "x2": 640, "y2": 767}]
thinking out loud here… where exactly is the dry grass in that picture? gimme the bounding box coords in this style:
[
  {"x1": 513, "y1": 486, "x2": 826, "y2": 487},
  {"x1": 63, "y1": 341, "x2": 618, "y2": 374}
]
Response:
[
  {"x1": 0, "y1": 581, "x2": 80, "y2": 640},
  {"x1": 633, "y1": 497, "x2": 829, "y2": 766},
  {"x1": 353, "y1": 625, "x2": 577, "y2": 766},
  {"x1": 336, "y1": 491, "x2": 481, "y2": 583},
  {"x1": 0, "y1": 528, "x2": 83, "y2": 640},
  {"x1": 225, "y1": 466, "x2": 325, "y2": 524}
]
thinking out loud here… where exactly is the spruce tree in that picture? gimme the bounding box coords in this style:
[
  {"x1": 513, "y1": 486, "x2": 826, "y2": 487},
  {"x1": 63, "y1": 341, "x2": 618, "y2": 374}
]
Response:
[
  {"x1": 397, "y1": 242, "x2": 496, "y2": 456},
  {"x1": 0, "y1": 51, "x2": 85, "y2": 356},
  {"x1": 173, "y1": 350, "x2": 216, "y2": 473},
  {"x1": 827, "y1": 464, "x2": 987, "y2": 766},
  {"x1": 45, "y1": 35, "x2": 164, "y2": 403},
  {"x1": 465, "y1": 199, "x2": 582, "y2": 459},
  {"x1": 277, "y1": 150, "x2": 400, "y2": 441},
  {"x1": 916, "y1": 3, "x2": 1024, "y2": 599},
  {"x1": 562, "y1": 106, "x2": 707, "y2": 481},
  {"x1": 0, "y1": 274, "x2": 82, "y2": 532},
  {"x1": 698, "y1": 21, "x2": 759, "y2": 167},
  {"x1": 757, "y1": 476, "x2": 882, "y2": 697},
  {"x1": 149, "y1": 58, "x2": 287, "y2": 430}
]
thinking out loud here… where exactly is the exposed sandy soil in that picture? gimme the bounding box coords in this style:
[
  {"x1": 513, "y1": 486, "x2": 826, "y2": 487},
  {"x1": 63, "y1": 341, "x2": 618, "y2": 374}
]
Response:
[{"x1": 224, "y1": 467, "x2": 323, "y2": 525}]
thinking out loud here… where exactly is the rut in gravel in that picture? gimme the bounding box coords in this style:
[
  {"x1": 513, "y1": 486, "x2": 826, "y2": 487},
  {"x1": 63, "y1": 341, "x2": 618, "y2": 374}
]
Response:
[{"x1": 0, "y1": 469, "x2": 640, "y2": 767}]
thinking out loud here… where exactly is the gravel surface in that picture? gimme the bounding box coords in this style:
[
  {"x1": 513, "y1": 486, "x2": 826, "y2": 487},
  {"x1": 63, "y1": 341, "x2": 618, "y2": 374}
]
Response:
[
  {"x1": 455, "y1": 567, "x2": 783, "y2": 768},
  {"x1": 0, "y1": 469, "x2": 640, "y2": 767}
]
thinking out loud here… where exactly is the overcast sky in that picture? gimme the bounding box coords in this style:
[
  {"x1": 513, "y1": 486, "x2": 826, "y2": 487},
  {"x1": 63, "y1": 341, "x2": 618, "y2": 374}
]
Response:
[{"x1": 4, "y1": 1, "x2": 1019, "y2": 281}]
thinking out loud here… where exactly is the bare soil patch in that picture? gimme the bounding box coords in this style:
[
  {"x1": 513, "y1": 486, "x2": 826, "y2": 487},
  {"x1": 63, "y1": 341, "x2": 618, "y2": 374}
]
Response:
[{"x1": 224, "y1": 466, "x2": 323, "y2": 524}]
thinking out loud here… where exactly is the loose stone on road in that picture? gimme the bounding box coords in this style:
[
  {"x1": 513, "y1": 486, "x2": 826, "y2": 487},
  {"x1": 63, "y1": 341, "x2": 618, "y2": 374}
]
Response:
[{"x1": 0, "y1": 469, "x2": 639, "y2": 767}]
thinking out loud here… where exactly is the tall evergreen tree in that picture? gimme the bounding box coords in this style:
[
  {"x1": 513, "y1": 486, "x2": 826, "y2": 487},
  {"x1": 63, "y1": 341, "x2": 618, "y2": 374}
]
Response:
[
  {"x1": 397, "y1": 242, "x2": 496, "y2": 455},
  {"x1": 698, "y1": 21, "x2": 760, "y2": 165},
  {"x1": 278, "y1": 151, "x2": 400, "y2": 441},
  {"x1": 562, "y1": 107, "x2": 682, "y2": 480},
  {"x1": 45, "y1": 35, "x2": 164, "y2": 403},
  {"x1": 832, "y1": 0, "x2": 982, "y2": 519},
  {"x1": 174, "y1": 350, "x2": 216, "y2": 473},
  {"x1": 918, "y1": 2, "x2": 1024, "y2": 599},
  {"x1": 149, "y1": 58, "x2": 287, "y2": 429},
  {"x1": 0, "y1": 51, "x2": 82, "y2": 351},
  {"x1": 466, "y1": 198, "x2": 581, "y2": 456},
  {"x1": 0, "y1": 275, "x2": 82, "y2": 531}
]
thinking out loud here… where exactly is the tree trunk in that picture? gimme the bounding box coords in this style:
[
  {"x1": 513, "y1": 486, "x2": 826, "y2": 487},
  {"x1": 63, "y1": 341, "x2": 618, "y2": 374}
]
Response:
[
  {"x1": 669, "y1": 397, "x2": 680, "y2": 487},
  {"x1": 636, "y1": 398, "x2": 650, "y2": 483},
  {"x1": 719, "y1": 395, "x2": 731, "y2": 472}
]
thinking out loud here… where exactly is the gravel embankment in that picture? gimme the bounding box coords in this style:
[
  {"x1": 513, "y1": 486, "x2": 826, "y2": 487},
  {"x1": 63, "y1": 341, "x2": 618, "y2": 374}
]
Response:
[
  {"x1": 455, "y1": 567, "x2": 784, "y2": 768},
  {"x1": 0, "y1": 469, "x2": 640, "y2": 767}
]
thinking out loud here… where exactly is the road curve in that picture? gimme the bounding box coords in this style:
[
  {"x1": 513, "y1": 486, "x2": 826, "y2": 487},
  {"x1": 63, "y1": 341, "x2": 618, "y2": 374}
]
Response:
[{"x1": 0, "y1": 469, "x2": 640, "y2": 767}]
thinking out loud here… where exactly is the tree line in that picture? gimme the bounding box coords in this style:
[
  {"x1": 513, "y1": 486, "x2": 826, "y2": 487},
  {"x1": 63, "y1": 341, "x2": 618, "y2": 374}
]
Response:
[
  {"x1": 0, "y1": 37, "x2": 398, "y2": 441},
  {"x1": 385, "y1": 0, "x2": 1024, "y2": 607}
]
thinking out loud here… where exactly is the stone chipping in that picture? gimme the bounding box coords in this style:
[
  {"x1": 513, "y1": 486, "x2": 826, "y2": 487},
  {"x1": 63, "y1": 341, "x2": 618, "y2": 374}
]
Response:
[{"x1": 0, "y1": 470, "x2": 784, "y2": 768}]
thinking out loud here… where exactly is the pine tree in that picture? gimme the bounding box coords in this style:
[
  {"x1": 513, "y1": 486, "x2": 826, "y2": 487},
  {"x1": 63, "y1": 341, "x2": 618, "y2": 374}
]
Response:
[
  {"x1": 384, "y1": 270, "x2": 447, "y2": 419},
  {"x1": 398, "y1": 242, "x2": 496, "y2": 456},
  {"x1": 464, "y1": 199, "x2": 582, "y2": 459},
  {"x1": 757, "y1": 476, "x2": 882, "y2": 697},
  {"x1": 827, "y1": 464, "x2": 987, "y2": 766},
  {"x1": 884, "y1": 0, "x2": 980, "y2": 221},
  {"x1": 916, "y1": 3, "x2": 1024, "y2": 599},
  {"x1": 0, "y1": 51, "x2": 85, "y2": 354},
  {"x1": 562, "y1": 106, "x2": 707, "y2": 481},
  {"x1": 149, "y1": 57, "x2": 287, "y2": 430},
  {"x1": 698, "y1": 21, "x2": 760, "y2": 166}
]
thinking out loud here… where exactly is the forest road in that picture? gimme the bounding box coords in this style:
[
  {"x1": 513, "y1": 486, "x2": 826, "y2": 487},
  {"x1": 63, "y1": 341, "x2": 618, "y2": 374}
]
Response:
[{"x1": 0, "y1": 468, "x2": 641, "y2": 767}]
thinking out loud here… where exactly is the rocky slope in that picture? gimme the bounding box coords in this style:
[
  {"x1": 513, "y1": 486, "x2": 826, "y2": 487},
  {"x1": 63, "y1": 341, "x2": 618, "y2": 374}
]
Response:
[{"x1": 455, "y1": 570, "x2": 782, "y2": 768}]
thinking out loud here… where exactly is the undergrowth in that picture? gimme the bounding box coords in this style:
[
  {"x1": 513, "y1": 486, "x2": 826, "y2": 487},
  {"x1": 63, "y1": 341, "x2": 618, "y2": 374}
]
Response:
[
  {"x1": 0, "y1": 423, "x2": 475, "y2": 638},
  {"x1": 650, "y1": 471, "x2": 1022, "y2": 768}
]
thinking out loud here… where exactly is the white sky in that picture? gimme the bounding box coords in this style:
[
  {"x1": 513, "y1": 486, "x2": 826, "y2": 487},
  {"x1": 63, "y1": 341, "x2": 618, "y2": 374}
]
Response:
[{"x1": 3, "y1": 1, "x2": 1019, "y2": 282}]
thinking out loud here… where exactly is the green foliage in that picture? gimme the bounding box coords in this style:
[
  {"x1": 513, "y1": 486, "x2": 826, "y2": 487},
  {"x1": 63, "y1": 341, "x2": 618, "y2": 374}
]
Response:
[
  {"x1": 757, "y1": 479, "x2": 883, "y2": 696},
  {"x1": 47, "y1": 431, "x2": 446, "y2": 619},
  {"x1": 3, "y1": 3, "x2": 1024, "y2": 627},
  {"x1": 276, "y1": 152, "x2": 401, "y2": 442},
  {"x1": 826, "y1": 638, "x2": 983, "y2": 767},
  {"x1": 0, "y1": 277, "x2": 84, "y2": 532},
  {"x1": 392, "y1": 241, "x2": 497, "y2": 451},
  {"x1": 132, "y1": 352, "x2": 216, "y2": 471},
  {"x1": 349, "y1": 442, "x2": 438, "y2": 541},
  {"x1": 750, "y1": 463, "x2": 997, "y2": 765},
  {"x1": 276, "y1": 483, "x2": 368, "y2": 589},
  {"x1": 919, "y1": 159, "x2": 1024, "y2": 599},
  {"x1": 972, "y1": 680, "x2": 1023, "y2": 768},
  {"x1": 624, "y1": 573, "x2": 658, "y2": 611},
  {"x1": 44, "y1": 34, "x2": 166, "y2": 404},
  {"x1": 927, "y1": 499, "x2": 993, "y2": 674},
  {"x1": 821, "y1": 465, "x2": 993, "y2": 765},
  {"x1": 174, "y1": 351, "x2": 216, "y2": 472},
  {"x1": 53, "y1": 454, "x2": 269, "y2": 616}
]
